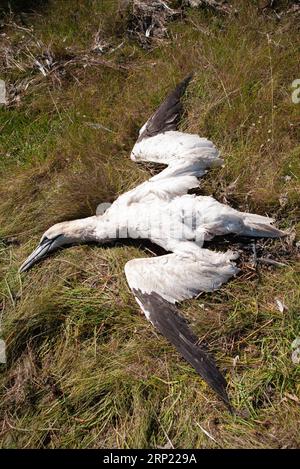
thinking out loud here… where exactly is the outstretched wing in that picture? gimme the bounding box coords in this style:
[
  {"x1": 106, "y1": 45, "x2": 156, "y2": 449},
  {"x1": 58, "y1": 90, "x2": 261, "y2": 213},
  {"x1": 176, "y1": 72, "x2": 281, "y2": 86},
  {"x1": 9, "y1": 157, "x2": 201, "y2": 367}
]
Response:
[
  {"x1": 125, "y1": 248, "x2": 238, "y2": 409},
  {"x1": 130, "y1": 74, "x2": 223, "y2": 190},
  {"x1": 113, "y1": 76, "x2": 222, "y2": 208}
]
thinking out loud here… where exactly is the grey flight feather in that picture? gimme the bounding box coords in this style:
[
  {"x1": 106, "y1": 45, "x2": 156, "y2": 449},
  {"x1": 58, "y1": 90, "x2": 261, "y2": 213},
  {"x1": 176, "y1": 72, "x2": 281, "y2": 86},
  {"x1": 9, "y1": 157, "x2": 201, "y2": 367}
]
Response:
[
  {"x1": 133, "y1": 289, "x2": 232, "y2": 411},
  {"x1": 137, "y1": 73, "x2": 193, "y2": 142}
]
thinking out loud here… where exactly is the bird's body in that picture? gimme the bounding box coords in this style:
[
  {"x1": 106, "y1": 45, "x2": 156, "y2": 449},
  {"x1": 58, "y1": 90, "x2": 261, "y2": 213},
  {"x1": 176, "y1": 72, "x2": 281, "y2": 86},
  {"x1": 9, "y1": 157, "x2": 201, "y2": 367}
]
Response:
[
  {"x1": 96, "y1": 193, "x2": 281, "y2": 253},
  {"x1": 20, "y1": 75, "x2": 285, "y2": 410}
]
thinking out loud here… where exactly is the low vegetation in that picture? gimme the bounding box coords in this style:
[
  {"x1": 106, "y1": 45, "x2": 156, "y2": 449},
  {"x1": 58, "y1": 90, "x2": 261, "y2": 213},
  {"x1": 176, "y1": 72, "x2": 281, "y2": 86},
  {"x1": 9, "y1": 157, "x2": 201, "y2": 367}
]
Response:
[{"x1": 0, "y1": 0, "x2": 299, "y2": 448}]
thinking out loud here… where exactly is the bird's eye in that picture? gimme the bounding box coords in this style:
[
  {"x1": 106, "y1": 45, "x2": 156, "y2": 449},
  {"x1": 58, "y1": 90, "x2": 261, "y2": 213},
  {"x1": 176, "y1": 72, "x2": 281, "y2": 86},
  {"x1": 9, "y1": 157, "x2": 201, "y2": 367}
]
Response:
[{"x1": 40, "y1": 236, "x2": 49, "y2": 245}]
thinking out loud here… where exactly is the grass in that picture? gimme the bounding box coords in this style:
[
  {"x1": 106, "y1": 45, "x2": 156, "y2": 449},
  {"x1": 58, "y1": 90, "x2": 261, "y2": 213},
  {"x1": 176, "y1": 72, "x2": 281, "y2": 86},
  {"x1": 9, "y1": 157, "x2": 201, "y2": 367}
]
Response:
[{"x1": 0, "y1": 0, "x2": 300, "y2": 448}]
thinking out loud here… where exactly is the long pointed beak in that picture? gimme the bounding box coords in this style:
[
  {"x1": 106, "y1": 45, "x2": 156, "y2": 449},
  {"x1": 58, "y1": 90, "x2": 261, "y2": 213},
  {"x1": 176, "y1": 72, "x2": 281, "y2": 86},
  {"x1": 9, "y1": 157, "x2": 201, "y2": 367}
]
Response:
[{"x1": 19, "y1": 238, "x2": 56, "y2": 273}]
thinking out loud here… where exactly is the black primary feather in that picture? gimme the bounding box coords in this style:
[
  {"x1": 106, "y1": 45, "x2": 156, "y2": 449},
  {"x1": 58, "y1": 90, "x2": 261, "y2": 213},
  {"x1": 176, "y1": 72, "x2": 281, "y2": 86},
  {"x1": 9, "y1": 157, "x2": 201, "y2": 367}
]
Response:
[
  {"x1": 133, "y1": 289, "x2": 232, "y2": 411},
  {"x1": 137, "y1": 73, "x2": 194, "y2": 142}
]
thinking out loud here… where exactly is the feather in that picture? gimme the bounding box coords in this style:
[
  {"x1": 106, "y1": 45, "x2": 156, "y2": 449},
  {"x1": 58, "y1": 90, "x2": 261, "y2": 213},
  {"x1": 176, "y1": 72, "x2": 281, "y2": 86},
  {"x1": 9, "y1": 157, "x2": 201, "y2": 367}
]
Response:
[{"x1": 137, "y1": 74, "x2": 193, "y2": 142}]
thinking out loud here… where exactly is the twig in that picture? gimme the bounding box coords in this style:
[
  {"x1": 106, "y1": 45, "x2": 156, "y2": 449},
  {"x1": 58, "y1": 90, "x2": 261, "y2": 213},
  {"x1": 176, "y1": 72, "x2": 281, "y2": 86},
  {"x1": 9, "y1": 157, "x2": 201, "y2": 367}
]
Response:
[
  {"x1": 154, "y1": 410, "x2": 174, "y2": 449},
  {"x1": 84, "y1": 122, "x2": 114, "y2": 133},
  {"x1": 252, "y1": 241, "x2": 257, "y2": 268},
  {"x1": 196, "y1": 422, "x2": 221, "y2": 447},
  {"x1": 257, "y1": 257, "x2": 287, "y2": 267},
  {"x1": 188, "y1": 18, "x2": 211, "y2": 36}
]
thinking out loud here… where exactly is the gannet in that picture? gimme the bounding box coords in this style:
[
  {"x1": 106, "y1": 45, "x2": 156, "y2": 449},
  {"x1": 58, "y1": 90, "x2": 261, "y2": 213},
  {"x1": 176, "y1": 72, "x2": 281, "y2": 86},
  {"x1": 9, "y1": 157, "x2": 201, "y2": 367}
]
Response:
[{"x1": 20, "y1": 75, "x2": 284, "y2": 410}]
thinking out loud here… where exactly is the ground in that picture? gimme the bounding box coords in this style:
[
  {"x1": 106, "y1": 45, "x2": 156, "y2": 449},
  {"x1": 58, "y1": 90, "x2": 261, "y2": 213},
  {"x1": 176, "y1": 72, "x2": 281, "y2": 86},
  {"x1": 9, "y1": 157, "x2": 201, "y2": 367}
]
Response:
[{"x1": 0, "y1": 0, "x2": 299, "y2": 449}]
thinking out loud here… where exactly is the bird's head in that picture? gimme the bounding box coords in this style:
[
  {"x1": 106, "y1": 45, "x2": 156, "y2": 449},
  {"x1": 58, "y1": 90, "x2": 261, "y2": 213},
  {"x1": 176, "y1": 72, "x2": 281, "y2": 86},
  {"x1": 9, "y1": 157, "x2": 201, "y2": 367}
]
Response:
[{"x1": 19, "y1": 216, "x2": 97, "y2": 273}]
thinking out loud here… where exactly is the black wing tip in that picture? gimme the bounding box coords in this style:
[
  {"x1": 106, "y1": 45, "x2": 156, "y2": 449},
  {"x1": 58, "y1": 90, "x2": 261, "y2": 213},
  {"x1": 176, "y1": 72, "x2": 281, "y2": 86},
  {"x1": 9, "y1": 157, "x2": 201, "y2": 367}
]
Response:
[
  {"x1": 180, "y1": 72, "x2": 194, "y2": 87},
  {"x1": 172, "y1": 72, "x2": 194, "y2": 98},
  {"x1": 217, "y1": 386, "x2": 233, "y2": 413},
  {"x1": 137, "y1": 72, "x2": 194, "y2": 142},
  {"x1": 133, "y1": 289, "x2": 233, "y2": 411}
]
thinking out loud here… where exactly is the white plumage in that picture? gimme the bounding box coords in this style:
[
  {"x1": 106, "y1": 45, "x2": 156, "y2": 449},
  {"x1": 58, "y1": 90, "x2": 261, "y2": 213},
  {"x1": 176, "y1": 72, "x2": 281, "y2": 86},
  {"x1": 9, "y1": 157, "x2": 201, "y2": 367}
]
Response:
[
  {"x1": 20, "y1": 75, "x2": 284, "y2": 410},
  {"x1": 132, "y1": 131, "x2": 221, "y2": 164}
]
